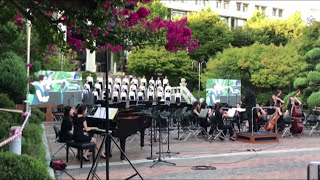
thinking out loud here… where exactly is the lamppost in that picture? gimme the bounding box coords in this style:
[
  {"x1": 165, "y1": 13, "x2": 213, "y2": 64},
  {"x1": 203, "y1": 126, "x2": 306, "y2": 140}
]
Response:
[
  {"x1": 26, "y1": 20, "x2": 31, "y2": 101},
  {"x1": 192, "y1": 60, "x2": 206, "y2": 100}
]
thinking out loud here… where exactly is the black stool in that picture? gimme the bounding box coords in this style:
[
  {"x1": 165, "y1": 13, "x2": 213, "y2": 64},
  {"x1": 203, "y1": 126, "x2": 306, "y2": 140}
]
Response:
[{"x1": 66, "y1": 141, "x2": 96, "y2": 168}]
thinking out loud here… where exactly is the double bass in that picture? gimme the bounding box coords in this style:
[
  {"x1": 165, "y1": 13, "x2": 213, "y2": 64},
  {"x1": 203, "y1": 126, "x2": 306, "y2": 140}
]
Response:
[{"x1": 290, "y1": 90, "x2": 304, "y2": 134}]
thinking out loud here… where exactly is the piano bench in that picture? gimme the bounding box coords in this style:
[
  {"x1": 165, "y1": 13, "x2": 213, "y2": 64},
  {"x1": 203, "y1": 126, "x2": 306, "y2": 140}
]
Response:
[{"x1": 66, "y1": 141, "x2": 96, "y2": 168}]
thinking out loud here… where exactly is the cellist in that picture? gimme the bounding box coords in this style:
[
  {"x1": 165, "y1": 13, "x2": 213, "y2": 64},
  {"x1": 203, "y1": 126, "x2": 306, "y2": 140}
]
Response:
[{"x1": 269, "y1": 94, "x2": 285, "y2": 132}]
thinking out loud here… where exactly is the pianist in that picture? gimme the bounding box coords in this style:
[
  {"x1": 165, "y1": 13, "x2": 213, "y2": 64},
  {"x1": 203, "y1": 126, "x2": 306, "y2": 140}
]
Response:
[
  {"x1": 59, "y1": 106, "x2": 74, "y2": 142},
  {"x1": 73, "y1": 105, "x2": 106, "y2": 160}
]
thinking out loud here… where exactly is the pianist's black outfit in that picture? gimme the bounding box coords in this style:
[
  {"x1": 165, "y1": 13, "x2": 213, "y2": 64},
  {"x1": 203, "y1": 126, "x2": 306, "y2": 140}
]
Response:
[
  {"x1": 59, "y1": 116, "x2": 73, "y2": 142},
  {"x1": 73, "y1": 116, "x2": 91, "y2": 143}
]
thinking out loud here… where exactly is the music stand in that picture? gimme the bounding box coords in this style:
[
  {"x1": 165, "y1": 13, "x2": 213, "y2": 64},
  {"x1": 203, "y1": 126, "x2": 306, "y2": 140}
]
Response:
[{"x1": 150, "y1": 108, "x2": 175, "y2": 168}]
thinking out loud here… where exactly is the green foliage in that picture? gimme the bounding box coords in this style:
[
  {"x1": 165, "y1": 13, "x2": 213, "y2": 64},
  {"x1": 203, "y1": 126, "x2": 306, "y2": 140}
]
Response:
[
  {"x1": 137, "y1": 0, "x2": 170, "y2": 21},
  {"x1": 245, "y1": 11, "x2": 306, "y2": 46},
  {"x1": 0, "y1": 93, "x2": 16, "y2": 109},
  {"x1": 187, "y1": 8, "x2": 232, "y2": 61},
  {"x1": 256, "y1": 91, "x2": 273, "y2": 105},
  {"x1": 44, "y1": 49, "x2": 77, "y2": 72},
  {"x1": 307, "y1": 71, "x2": 320, "y2": 84},
  {"x1": 293, "y1": 77, "x2": 308, "y2": 89},
  {"x1": 230, "y1": 28, "x2": 256, "y2": 48},
  {"x1": 0, "y1": 152, "x2": 51, "y2": 180},
  {"x1": 127, "y1": 46, "x2": 196, "y2": 86},
  {"x1": 0, "y1": 51, "x2": 28, "y2": 104},
  {"x1": 301, "y1": 64, "x2": 314, "y2": 72},
  {"x1": 307, "y1": 92, "x2": 320, "y2": 108},
  {"x1": 29, "y1": 108, "x2": 45, "y2": 124},
  {"x1": 82, "y1": 71, "x2": 97, "y2": 85},
  {"x1": 203, "y1": 43, "x2": 303, "y2": 90},
  {"x1": 0, "y1": 22, "x2": 25, "y2": 56},
  {"x1": 303, "y1": 87, "x2": 313, "y2": 98},
  {"x1": 291, "y1": 21, "x2": 320, "y2": 55},
  {"x1": 305, "y1": 48, "x2": 320, "y2": 64},
  {"x1": 316, "y1": 64, "x2": 320, "y2": 72},
  {"x1": 22, "y1": 123, "x2": 46, "y2": 162}
]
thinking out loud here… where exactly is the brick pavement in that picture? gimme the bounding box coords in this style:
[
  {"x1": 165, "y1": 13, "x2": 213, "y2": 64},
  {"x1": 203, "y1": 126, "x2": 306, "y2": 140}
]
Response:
[{"x1": 45, "y1": 121, "x2": 320, "y2": 179}]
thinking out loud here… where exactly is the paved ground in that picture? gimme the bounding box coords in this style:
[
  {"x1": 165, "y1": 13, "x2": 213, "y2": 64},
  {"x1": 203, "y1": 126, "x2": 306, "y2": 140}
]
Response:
[{"x1": 45, "y1": 121, "x2": 320, "y2": 179}]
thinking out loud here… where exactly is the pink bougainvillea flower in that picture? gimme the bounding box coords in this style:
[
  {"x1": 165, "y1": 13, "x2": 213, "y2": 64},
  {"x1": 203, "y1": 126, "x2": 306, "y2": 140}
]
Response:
[
  {"x1": 26, "y1": 63, "x2": 33, "y2": 68},
  {"x1": 14, "y1": 13, "x2": 24, "y2": 28},
  {"x1": 111, "y1": 45, "x2": 122, "y2": 52},
  {"x1": 29, "y1": 78, "x2": 34, "y2": 83},
  {"x1": 39, "y1": 74, "x2": 45, "y2": 79}
]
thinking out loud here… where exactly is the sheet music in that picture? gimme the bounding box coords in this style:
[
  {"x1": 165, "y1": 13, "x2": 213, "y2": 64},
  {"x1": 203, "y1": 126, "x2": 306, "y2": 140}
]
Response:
[
  {"x1": 227, "y1": 108, "x2": 236, "y2": 117},
  {"x1": 87, "y1": 107, "x2": 118, "y2": 120}
]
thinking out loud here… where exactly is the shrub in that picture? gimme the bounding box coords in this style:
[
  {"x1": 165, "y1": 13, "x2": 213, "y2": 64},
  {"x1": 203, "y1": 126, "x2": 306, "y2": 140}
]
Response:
[
  {"x1": 0, "y1": 52, "x2": 28, "y2": 104},
  {"x1": 300, "y1": 64, "x2": 314, "y2": 71},
  {"x1": 316, "y1": 63, "x2": 320, "y2": 72},
  {"x1": 29, "y1": 108, "x2": 45, "y2": 124},
  {"x1": 307, "y1": 71, "x2": 320, "y2": 84},
  {"x1": 303, "y1": 87, "x2": 313, "y2": 98},
  {"x1": 0, "y1": 93, "x2": 16, "y2": 109},
  {"x1": 307, "y1": 92, "x2": 320, "y2": 108},
  {"x1": 22, "y1": 123, "x2": 46, "y2": 162},
  {"x1": 0, "y1": 152, "x2": 51, "y2": 180},
  {"x1": 305, "y1": 48, "x2": 320, "y2": 64},
  {"x1": 82, "y1": 71, "x2": 97, "y2": 85},
  {"x1": 293, "y1": 77, "x2": 308, "y2": 89}
]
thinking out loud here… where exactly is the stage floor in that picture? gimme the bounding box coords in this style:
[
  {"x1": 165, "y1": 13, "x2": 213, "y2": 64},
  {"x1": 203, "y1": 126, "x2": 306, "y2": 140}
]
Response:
[{"x1": 236, "y1": 131, "x2": 279, "y2": 143}]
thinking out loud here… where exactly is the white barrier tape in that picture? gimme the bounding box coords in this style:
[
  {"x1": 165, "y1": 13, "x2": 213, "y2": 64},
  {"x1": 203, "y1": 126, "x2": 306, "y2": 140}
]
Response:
[{"x1": 0, "y1": 111, "x2": 31, "y2": 147}]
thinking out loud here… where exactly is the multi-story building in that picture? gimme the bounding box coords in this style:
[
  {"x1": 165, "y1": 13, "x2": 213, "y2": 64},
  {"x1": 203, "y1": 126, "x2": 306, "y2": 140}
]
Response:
[{"x1": 161, "y1": 0, "x2": 319, "y2": 27}]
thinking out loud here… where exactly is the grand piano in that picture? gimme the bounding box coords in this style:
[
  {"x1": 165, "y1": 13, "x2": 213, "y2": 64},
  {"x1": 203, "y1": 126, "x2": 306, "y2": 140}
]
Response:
[{"x1": 86, "y1": 105, "x2": 152, "y2": 160}]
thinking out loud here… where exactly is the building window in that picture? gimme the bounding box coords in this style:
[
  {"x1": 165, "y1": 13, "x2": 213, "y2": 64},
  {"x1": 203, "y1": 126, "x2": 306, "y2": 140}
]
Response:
[
  {"x1": 195, "y1": 0, "x2": 199, "y2": 5},
  {"x1": 236, "y1": 2, "x2": 241, "y2": 11},
  {"x1": 278, "y1": 9, "x2": 283, "y2": 17},
  {"x1": 272, "y1": 8, "x2": 277, "y2": 16},
  {"x1": 223, "y1": 0, "x2": 229, "y2": 9},
  {"x1": 255, "y1": 5, "x2": 259, "y2": 10},
  {"x1": 243, "y1": 3, "x2": 248, "y2": 12},
  {"x1": 216, "y1": 0, "x2": 221, "y2": 8},
  {"x1": 261, "y1": 6, "x2": 266, "y2": 12}
]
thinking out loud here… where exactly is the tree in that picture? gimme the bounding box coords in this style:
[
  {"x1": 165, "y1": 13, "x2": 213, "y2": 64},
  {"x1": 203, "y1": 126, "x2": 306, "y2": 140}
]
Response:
[
  {"x1": 127, "y1": 46, "x2": 196, "y2": 86},
  {"x1": 289, "y1": 21, "x2": 320, "y2": 55},
  {"x1": 2, "y1": 0, "x2": 198, "y2": 54},
  {"x1": 244, "y1": 11, "x2": 306, "y2": 46},
  {"x1": 43, "y1": 47, "x2": 77, "y2": 71},
  {"x1": 203, "y1": 43, "x2": 303, "y2": 93},
  {"x1": 136, "y1": 0, "x2": 169, "y2": 21},
  {"x1": 186, "y1": 8, "x2": 232, "y2": 61},
  {"x1": 0, "y1": 52, "x2": 28, "y2": 103}
]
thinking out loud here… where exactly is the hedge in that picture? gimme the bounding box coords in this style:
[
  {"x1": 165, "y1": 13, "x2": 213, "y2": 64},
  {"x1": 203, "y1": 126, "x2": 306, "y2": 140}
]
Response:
[
  {"x1": 307, "y1": 91, "x2": 320, "y2": 108},
  {"x1": 29, "y1": 108, "x2": 45, "y2": 124},
  {"x1": 316, "y1": 63, "x2": 320, "y2": 72},
  {"x1": 307, "y1": 71, "x2": 320, "y2": 84},
  {"x1": 0, "y1": 152, "x2": 51, "y2": 180},
  {"x1": 293, "y1": 77, "x2": 308, "y2": 89}
]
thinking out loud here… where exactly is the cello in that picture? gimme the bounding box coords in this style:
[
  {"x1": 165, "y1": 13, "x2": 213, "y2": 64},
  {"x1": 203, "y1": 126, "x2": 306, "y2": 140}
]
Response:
[
  {"x1": 264, "y1": 93, "x2": 285, "y2": 132},
  {"x1": 290, "y1": 90, "x2": 304, "y2": 134}
]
